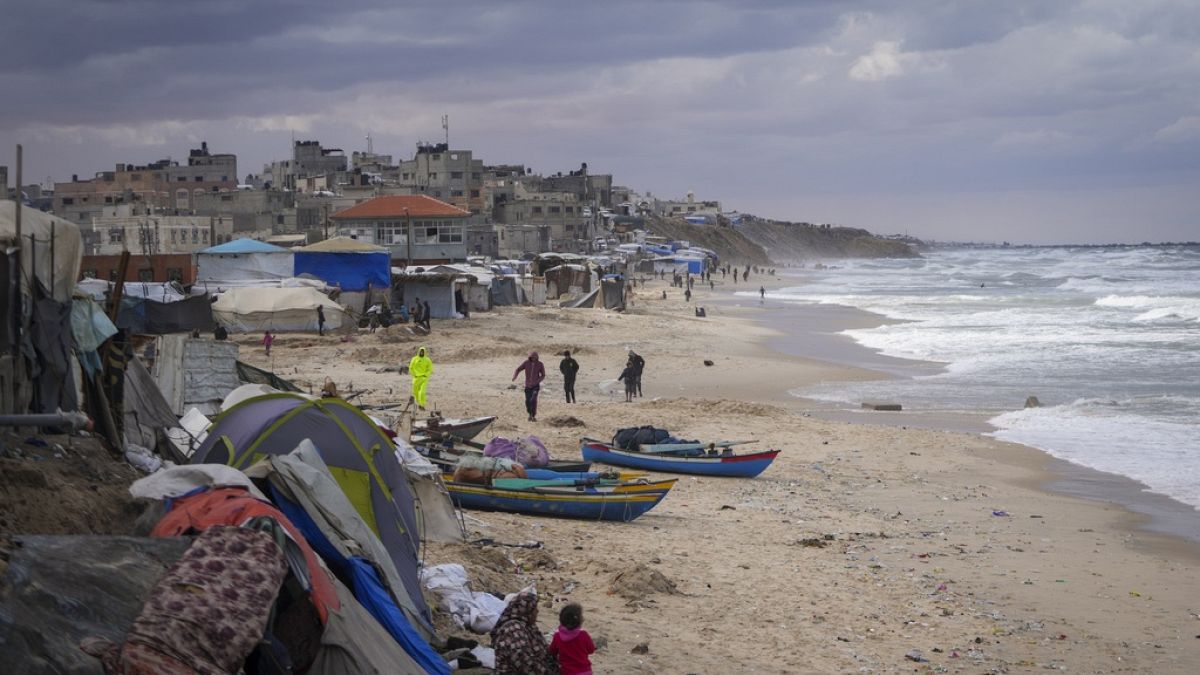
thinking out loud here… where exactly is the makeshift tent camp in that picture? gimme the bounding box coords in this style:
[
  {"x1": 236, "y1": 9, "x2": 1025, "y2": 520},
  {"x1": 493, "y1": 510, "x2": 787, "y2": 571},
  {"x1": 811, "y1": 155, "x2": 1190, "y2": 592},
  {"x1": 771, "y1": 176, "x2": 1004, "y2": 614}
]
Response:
[
  {"x1": 601, "y1": 275, "x2": 626, "y2": 310},
  {"x1": 77, "y1": 278, "x2": 187, "y2": 304},
  {"x1": 189, "y1": 394, "x2": 436, "y2": 636},
  {"x1": 294, "y1": 237, "x2": 390, "y2": 293},
  {"x1": 196, "y1": 238, "x2": 293, "y2": 282},
  {"x1": 212, "y1": 286, "x2": 347, "y2": 332},
  {"x1": 488, "y1": 276, "x2": 525, "y2": 306},
  {"x1": 544, "y1": 264, "x2": 591, "y2": 300}
]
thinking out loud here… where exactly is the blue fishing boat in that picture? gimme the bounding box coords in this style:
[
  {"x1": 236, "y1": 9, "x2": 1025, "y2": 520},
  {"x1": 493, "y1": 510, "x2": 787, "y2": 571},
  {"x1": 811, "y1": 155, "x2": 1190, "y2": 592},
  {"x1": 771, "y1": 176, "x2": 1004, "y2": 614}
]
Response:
[
  {"x1": 579, "y1": 439, "x2": 779, "y2": 478},
  {"x1": 444, "y1": 480, "x2": 670, "y2": 522}
]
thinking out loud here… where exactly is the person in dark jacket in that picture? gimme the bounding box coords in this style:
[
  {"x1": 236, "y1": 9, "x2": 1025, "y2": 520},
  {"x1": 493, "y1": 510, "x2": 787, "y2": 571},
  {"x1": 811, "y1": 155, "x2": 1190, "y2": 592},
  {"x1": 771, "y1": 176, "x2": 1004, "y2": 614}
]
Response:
[
  {"x1": 628, "y1": 350, "x2": 645, "y2": 397},
  {"x1": 512, "y1": 352, "x2": 547, "y2": 421},
  {"x1": 317, "y1": 305, "x2": 325, "y2": 336},
  {"x1": 422, "y1": 300, "x2": 432, "y2": 330},
  {"x1": 559, "y1": 351, "x2": 579, "y2": 403}
]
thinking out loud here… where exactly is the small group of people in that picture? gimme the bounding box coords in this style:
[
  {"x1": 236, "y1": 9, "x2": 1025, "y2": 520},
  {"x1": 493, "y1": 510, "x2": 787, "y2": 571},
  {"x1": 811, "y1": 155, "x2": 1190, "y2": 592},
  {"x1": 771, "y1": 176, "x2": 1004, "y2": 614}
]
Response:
[
  {"x1": 617, "y1": 350, "x2": 645, "y2": 403},
  {"x1": 492, "y1": 594, "x2": 596, "y2": 675},
  {"x1": 410, "y1": 297, "x2": 432, "y2": 332}
]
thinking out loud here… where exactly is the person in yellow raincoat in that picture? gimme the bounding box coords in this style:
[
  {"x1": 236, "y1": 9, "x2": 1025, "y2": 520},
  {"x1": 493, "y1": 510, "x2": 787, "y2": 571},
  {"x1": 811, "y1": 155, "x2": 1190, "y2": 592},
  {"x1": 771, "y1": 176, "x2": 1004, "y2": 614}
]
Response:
[{"x1": 409, "y1": 346, "x2": 434, "y2": 410}]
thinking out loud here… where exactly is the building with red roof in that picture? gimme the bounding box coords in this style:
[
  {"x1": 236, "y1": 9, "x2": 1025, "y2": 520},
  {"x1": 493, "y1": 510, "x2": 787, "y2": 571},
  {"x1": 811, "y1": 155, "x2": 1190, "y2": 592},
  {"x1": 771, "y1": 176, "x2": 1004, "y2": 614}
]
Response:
[{"x1": 330, "y1": 195, "x2": 470, "y2": 264}]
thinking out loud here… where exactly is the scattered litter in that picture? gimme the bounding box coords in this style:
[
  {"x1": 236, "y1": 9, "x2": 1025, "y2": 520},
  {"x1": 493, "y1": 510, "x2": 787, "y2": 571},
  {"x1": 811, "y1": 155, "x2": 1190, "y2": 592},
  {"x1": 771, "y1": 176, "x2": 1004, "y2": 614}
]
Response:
[
  {"x1": 719, "y1": 505, "x2": 736, "y2": 511},
  {"x1": 791, "y1": 538, "x2": 828, "y2": 548},
  {"x1": 904, "y1": 650, "x2": 928, "y2": 662},
  {"x1": 992, "y1": 510, "x2": 1009, "y2": 517},
  {"x1": 630, "y1": 642, "x2": 649, "y2": 655}
]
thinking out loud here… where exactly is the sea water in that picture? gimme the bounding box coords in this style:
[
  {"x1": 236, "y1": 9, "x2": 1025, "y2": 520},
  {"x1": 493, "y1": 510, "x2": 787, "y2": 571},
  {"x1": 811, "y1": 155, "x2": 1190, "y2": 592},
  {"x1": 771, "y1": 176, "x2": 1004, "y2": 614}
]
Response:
[{"x1": 755, "y1": 246, "x2": 1200, "y2": 510}]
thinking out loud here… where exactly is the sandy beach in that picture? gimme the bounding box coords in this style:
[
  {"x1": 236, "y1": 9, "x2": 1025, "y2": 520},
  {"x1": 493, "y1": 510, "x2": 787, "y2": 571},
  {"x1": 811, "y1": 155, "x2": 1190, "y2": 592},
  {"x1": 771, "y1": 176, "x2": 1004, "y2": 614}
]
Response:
[{"x1": 239, "y1": 272, "x2": 1200, "y2": 673}]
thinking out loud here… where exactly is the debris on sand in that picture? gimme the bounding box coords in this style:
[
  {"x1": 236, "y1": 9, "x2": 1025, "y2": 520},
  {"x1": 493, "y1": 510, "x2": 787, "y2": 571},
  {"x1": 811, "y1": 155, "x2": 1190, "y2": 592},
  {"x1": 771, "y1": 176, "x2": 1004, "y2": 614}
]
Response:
[
  {"x1": 546, "y1": 415, "x2": 586, "y2": 428},
  {"x1": 609, "y1": 563, "x2": 679, "y2": 600}
]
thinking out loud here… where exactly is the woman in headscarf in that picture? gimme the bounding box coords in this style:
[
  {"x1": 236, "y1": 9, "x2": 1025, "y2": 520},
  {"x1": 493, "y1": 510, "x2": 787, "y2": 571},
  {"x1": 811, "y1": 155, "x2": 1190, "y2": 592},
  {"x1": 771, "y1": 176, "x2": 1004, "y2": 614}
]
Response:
[
  {"x1": 409, "y1": 346, "x2": 433, "y2": 410},
  {"x1": 492, "y1": 591, "x2": 557, "y2": 675}
]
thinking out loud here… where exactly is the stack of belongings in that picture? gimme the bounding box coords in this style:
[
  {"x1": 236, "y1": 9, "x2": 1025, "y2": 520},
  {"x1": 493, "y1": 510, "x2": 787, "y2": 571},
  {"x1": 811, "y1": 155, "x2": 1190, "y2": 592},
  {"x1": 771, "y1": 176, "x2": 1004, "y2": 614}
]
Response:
[
  {"x1": 613, "y1": 426, "x2": 701, "y2": 455},
  {"x1": 74, "y1": 391, "x2": 469, "y2": 674}
]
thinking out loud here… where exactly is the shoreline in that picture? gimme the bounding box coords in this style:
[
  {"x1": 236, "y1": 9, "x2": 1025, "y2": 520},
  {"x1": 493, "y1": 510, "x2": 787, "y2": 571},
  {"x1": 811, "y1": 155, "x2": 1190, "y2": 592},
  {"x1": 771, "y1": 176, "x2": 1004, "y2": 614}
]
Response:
[
  {"x1": 235, "y1": 272, "x2": 1200, "y2": 672},
  {"x1": 717, "y1": 275, "x2": 1200, "y2": 550}
]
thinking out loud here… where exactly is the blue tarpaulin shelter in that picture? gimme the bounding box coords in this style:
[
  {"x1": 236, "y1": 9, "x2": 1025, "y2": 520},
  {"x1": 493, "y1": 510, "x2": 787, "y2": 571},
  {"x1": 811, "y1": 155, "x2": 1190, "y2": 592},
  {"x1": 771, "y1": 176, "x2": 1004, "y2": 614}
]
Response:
[{"x1": 293, "y1": 237, "x2": 390, "y2": 292}]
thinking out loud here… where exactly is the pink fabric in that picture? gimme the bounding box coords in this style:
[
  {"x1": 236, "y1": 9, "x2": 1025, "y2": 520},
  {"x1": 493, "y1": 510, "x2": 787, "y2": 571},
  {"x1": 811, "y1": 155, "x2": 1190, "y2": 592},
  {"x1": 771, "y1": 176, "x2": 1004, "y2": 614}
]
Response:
[{"x1": 483, "y1": 436, "x2": 550, "y2": 467}]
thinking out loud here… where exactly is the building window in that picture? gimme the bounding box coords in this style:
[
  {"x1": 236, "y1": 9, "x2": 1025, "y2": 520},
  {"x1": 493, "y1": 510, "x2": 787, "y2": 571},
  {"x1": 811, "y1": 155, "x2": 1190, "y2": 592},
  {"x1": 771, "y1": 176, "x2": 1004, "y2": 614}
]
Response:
[
  {"x1": 166, "y1": 268, "x2": 183, "y2": 281},
  {"x1": 450, "y1": 171, "x2": 463, "y2": 179},
  {"x1": 108, "y1": 228, "x2": 123, "y2": 244},
  {"x1": 470, "y1": 189, "x2": 480, "y2": 198},
  {"x1": 471, "y1": 172, "x2": 481, "y2": 180},
  {"x1": 177, "y1": 176, "x2": 187, "y2": 182},
  {"x1": 62, "y1": 197, "x2": 74, "y2": 205},
  {"x1": 451, "y1": 190, "x2": 463, "y2": 197},
  {"x1": 138, "y1": 268, "x2": 154, "y2": 282},
  {"x1": 194, "y1": 176, "x2": 203, "y2": 182},
  {"x1": 549, "y1": 206, "x2": 560, "y2": 213},
  {"x1": 105, "y1": 196, "x2": 113, "y2": 203},
  {"x1": 532, "y1": 206, "x2": 543, "y2": 214},
  {"x1": 431, "y1": 154, "x2": 441, "y2": 161},
  {"x1": 170, "y1": 230, "x2": 177, "y2": 243},
  {"x1": 565, "y1": 206, "x2": 574, "y2": 213},
  {"x1": 83, "y1": 268, "x2": 98, "y2": 278},
  {"x1": 429, "y1": 172, "x2": 438, "y2": 180},
  {"x1": 433, "y1": 190, "x2": 442, "y2": 198},
  {"x1": 130, "y1": 173, "x2": 141, "y2": 181},
  {"x1": 202, "y1": 230, "x2": 209, "y2": 243},
  {"x1": 108, "y1": 269, "x2": 119, "y2": 281},
  {"x1": 192, "y1": 228, "x2": 199, "y2": 244}
]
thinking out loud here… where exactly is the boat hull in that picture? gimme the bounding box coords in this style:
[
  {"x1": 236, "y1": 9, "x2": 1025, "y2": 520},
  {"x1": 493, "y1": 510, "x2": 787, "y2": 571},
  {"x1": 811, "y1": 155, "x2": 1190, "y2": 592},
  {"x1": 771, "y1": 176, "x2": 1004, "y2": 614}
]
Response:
[
  {"x1": 445, "y1": 482, "x2": 668, "y2": 522},
  {"x1": 412, "y1": 416, "x2": 497, "y2": 441},
  {"x1": 580, "y1": 441, "x2": 779, "y2": 478}
]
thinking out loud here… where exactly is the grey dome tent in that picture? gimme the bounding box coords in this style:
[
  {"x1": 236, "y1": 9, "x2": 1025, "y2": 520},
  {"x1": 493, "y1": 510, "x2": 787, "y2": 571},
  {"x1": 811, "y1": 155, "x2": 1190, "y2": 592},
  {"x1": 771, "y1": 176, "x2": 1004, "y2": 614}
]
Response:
[{"x1": 189, "y1": 393, "x2": 434, "y2": 635}]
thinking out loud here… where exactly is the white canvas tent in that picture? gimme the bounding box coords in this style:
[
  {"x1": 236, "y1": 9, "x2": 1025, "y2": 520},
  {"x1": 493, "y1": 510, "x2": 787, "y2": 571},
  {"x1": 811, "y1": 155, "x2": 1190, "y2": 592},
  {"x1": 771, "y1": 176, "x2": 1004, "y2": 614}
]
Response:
[
  {"x1": 212, "y1": 286, "x2": 347, "y2": 333},
  {"x1": 0, "y1": 201, "x2": 82, "y2": 301},
  {"x1": 196, "y1": 239, "x2": 293, "y2": 283}
]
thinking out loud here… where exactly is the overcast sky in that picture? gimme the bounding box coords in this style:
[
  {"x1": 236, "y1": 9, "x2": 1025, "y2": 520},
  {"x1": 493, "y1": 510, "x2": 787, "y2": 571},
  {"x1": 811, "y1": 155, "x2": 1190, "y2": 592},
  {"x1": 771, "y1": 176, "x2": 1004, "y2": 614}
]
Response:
[{"x1": 2, "y1": 1, "x2": 1198, "y2": 244}]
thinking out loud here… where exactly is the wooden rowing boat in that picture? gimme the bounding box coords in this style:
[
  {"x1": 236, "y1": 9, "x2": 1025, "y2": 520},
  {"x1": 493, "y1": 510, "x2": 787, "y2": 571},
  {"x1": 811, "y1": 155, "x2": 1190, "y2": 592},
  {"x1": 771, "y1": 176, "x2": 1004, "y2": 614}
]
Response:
[{"x1": 580, "y1": 438, "x2": 779, "y2": 478}]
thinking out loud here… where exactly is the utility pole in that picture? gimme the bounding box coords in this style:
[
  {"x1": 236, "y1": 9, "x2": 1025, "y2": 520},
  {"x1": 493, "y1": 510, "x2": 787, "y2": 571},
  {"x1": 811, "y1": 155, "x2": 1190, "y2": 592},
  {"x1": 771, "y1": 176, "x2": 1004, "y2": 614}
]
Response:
[
  {"x1": 442, "y1": 115, "x2": 449, "y2": 147},
  {"x1": 404, "y1": 207, "x2": 413, "y2": 269}
]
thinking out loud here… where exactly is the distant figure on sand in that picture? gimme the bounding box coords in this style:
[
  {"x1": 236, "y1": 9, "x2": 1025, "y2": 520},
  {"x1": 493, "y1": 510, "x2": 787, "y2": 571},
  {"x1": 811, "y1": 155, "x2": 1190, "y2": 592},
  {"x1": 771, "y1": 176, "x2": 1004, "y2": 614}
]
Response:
[
  {"x1": 627, "y1": 350, "x2": 645, "y2": 397},
  {"x1": 423, "y1": 300, "x2": 432, "y2": 330},
  {"x1": 513, "y1": 352, "x2": 546, "y2": 421},
  {"x1": 684, "y1": 288, "x2": 692, "y2": 302},
  {"x1": 618, "y1": 358, "x2": 637, "y2": 402},
  {"x1": 760, "y1": 285, "x2": 765, "y2": 301},
  {"x1": 317, "y1": 305, "x2": 325, "y2": 336},
  {"x1": 550, "y1": 602, "x2": 596, "y2": 675},
  {"x1": 560, "y1": 351, "x2": 579, "y2": 403},
  {"x1": 409, "y1": 346, "x2": 433, "y2": 410},
  {"x1": 262, "y1": 331, "x2": 274, "y2": 356}
]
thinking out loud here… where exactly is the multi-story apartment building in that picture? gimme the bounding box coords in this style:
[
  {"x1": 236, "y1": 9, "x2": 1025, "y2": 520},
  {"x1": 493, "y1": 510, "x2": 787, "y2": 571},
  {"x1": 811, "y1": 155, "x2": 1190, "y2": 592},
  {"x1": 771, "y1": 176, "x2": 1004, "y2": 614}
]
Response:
[
  {"x1": 83, "y1": 206, "x2": 235, "y2": 256},
  {"x1": 490, "y1": 183, "x2": 592, "y2": 252},
  {"x1": 53, "y1": 142, "x2": 237, "y2": 224},
  {"x1": 539, "y1": 163, "x2": 613, "y2": 210},
  {"x1": 396, "y1": 144, "x2": 486, "y2": 215},
  {"x1": 652, "y1": 192, "x2": 722, "y2": 220},
  {"x1": 262, "y1": 140, "x2": 347, "y2": 191}
]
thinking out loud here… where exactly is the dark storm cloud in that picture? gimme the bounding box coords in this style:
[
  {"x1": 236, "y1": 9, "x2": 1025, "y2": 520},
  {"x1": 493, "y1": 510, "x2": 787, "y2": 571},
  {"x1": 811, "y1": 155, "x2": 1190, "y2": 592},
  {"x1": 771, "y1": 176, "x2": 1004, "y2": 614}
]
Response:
[{"x1": 2, "y1": 1, "x2": 1198, "y2": 243}]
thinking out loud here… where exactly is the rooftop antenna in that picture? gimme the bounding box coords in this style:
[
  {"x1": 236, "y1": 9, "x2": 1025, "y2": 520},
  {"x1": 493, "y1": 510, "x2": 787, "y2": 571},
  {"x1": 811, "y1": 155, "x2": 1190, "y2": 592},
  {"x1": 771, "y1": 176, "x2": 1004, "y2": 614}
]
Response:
[
  {"x1": 366, "y1": 133, "x2": 373, "y2": 155},
  {"x1": 442, "y1": 114, "x2": 449, "y2": 147}
]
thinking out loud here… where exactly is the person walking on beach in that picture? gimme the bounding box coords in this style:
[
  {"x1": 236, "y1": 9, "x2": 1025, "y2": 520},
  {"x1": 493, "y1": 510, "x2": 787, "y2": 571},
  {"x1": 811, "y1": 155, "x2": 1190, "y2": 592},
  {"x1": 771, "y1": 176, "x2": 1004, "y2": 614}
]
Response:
[
  {"x1": 759, "y1": 285, "x2": 765, "y2": 302},
  {"x1": 628, "y1": 350, "x2": 645, "y2": 397},
  {"x1": 513, "y1": 352, "x2": 546, "y2": 421},
  {"x1": 550, "y1": 602, "x2": 596, "y2": 675},
  {"x1": 560, "y1": 351, "x2": 579, "y2": 403},
  {"x1": 409, "y1": 346, "x2": 433, "y2": 411},
  {"x1": 261, "y1": 330, "x2": 274, "y2": 357},
  {"x1": 423, "y1": 299, "x2": 432, "y2": 331},
  {"x1": 618, "y1": 358, "x2": 637, "y2": 402},
  {"x1": 684, "y1": 287, "x2": 692, "y2": 302},
  {"x1": 317, "y1": 305, "x2": 326, "y2": 336}
]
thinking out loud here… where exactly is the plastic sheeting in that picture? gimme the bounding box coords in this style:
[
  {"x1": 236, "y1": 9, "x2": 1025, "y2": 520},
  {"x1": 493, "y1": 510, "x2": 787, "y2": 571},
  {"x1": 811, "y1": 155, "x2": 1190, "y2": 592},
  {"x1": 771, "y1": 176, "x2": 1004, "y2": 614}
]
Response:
[
  {"x1": 70, "y1": 296, "x2": 117, "y2": 375},
  {"x1": 130, "y1": 464, "x2": 269, "y2": 502},
  {"x1": 212, "y1": 286, "x2": 347, "y2": 333},
  {"x1": 419, "y1": 563, "x2": 508, "y2": 634},
  {"x1": 153, "y1": 335, "x2": 239, "y2": 415},
  {"x1": 0, "y1": 535, "x2": 191, "y2": 674},
  {"x1": 117, "y1": 294, "x2": 215, "y2": 334},
  {"x1": 122, "y1": 356, "x2": 184, "y2": 454},
  {"x1": 293, "y1": 251, "x2": 390, "y2": 293},
  {"x1": 77, "y1": 279, "x2": 186, "y2": 304},
  {"x1": 0, "y1": 201, "x2": 82, "y2": 302}
]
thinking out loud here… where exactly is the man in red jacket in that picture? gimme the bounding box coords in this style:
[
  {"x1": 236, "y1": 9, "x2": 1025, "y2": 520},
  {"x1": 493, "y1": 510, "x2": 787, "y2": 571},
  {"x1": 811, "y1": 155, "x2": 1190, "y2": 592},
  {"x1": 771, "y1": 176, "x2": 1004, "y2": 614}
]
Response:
[{"x1": 512, "y1": 352, "x2": 546, "y2": 422}]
